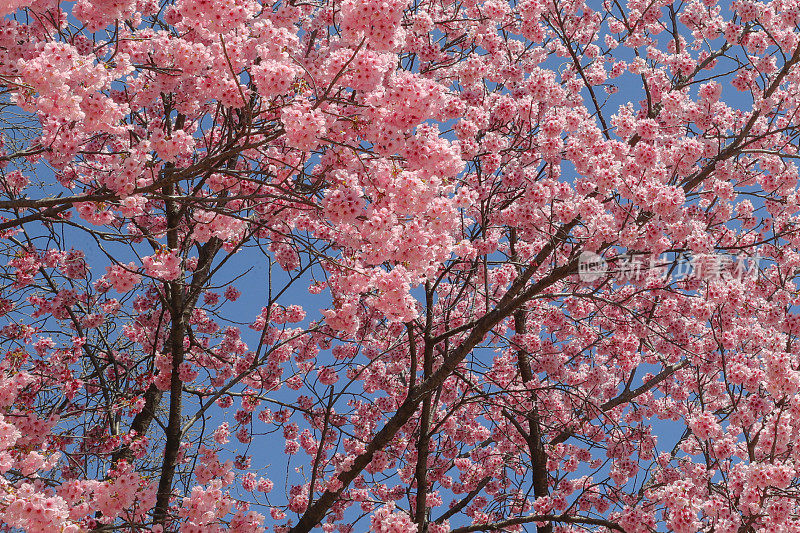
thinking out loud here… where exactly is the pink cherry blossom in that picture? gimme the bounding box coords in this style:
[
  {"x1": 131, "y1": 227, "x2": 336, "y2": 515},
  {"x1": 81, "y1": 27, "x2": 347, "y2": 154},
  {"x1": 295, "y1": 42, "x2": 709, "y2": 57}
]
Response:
[
  {"x1": 142, "y1": 250, "x2": 181, "y2": 281},
  {"x1": 3, "y1": 0, "x2": 800, "y2": 531}
]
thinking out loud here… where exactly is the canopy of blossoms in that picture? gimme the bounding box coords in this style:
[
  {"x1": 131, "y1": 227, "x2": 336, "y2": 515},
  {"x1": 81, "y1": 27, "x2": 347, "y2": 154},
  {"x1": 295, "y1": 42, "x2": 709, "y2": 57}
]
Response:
[{"x1": 0, "y1": 0, "x2": 799, "y2": 532}]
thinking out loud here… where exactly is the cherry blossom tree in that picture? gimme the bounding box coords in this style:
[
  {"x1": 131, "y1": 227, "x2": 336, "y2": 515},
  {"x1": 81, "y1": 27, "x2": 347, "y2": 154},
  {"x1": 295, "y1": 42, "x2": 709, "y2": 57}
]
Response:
[{"x1": 0, "y1": 0, "x2": 799, "y2": 531}]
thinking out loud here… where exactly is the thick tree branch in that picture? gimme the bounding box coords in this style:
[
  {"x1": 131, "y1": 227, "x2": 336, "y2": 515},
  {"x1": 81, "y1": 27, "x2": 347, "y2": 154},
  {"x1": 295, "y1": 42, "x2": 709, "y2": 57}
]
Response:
[{"x1": 450, "y1": 514, "x2": 625, "y2": 533}]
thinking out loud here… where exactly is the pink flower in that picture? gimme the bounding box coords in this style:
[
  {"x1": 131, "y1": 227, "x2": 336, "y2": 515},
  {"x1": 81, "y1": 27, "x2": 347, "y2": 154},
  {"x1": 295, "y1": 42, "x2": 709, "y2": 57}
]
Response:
[
  {"x1": 225, "y1": 286, "x2": 241, "y2": 301},
  {"x1": 105, "y1": 262, "x2": 141, "y2": 292},
  {"x1": 142, "y1": 250, "x2": 181, "y2": 281},
  {"x1": 369, "y1": 502, "x2": 418, "y2": 533},
  {"x1": 281, "y1": 103, "x2": 327, "y2": 151},
  {"x1": 251, "y1": 59, "x2": 297, "y2": 97},
  {"x1": 317, "y1": 367, "x2": 339, "y2": 385},
  {"x1": 322, "y1": 302, "x2": 360, "y2": 335}
]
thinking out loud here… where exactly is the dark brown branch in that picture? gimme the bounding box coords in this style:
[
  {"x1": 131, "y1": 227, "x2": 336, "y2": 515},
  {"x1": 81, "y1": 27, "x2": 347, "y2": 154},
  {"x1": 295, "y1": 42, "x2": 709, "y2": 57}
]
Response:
[
  {"x1": 414, "y1": 299, "x2": 435, "y2": 529},
  {"x1": 153, "y1": 148, "x2": 188, "y2": 528},
  {"x1": 434, "y1": 476, "x2": 491, "y2": 524},
  {"x1": 450, "y1": 514, "x2": 625, "y2": 533},
  {"x1": 112, "y1": 384, "x2": 162, "y2": 465},
  {"x1": 510, "y1": 228, "x2": 551, "y2": 533},
  {"x1": 550, "y1": 359, "x2": 689, "y2": 445}
]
